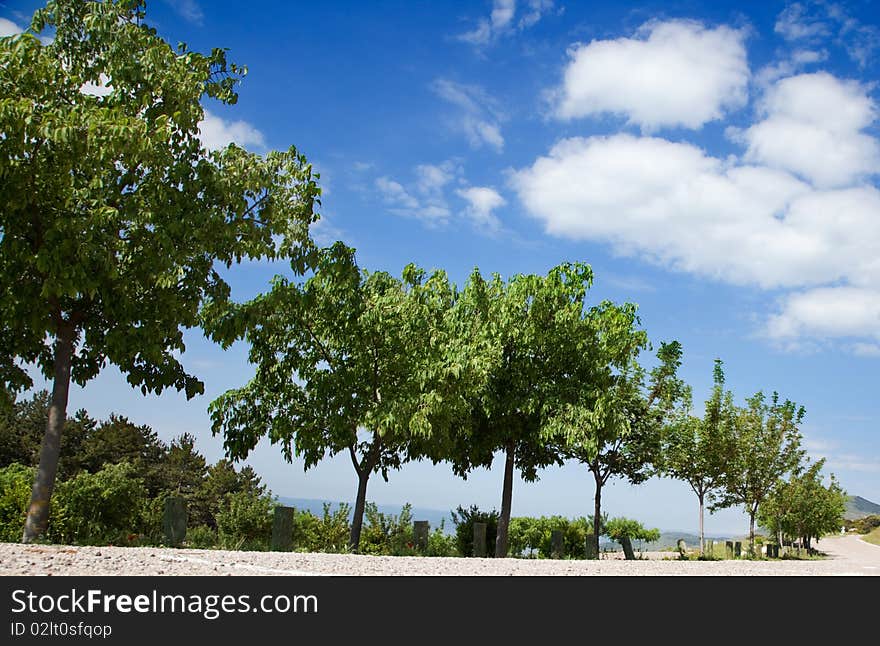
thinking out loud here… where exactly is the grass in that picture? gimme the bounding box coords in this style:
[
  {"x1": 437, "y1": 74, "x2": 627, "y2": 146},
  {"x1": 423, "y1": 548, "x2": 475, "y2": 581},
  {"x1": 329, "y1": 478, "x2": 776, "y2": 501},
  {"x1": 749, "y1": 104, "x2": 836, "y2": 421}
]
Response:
[{"x1": 863, "y1": 526, "x2": 880, "y2": 547}]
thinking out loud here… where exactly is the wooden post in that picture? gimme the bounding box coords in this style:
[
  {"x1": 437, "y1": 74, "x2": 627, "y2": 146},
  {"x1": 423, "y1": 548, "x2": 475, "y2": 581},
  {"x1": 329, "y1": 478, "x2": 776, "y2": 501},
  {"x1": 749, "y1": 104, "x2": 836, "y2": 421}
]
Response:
[
  {"x1": 163, "y1": 496, "x2": 186, "y2": 547},
  {"x1": 584, "y1": 536, "x2": 597, "y2": 560},
  {"x1": 620, "y1": 536, "x2": 635, "y2": 560},
  {"x1": 705, "y1": 540, "x2": 714, "y2": 558},
  {"x1": 551, "y1": 530, "x2": 564, "y2": 559},
  {"x1": 473, "y1": 522, "x2": 487, "y2": 557},
  {"x1": 734, "y1": 541, "x2": 742, "y2": 558},
  {"x1": 725, "y1": 541, "x2": 735, "y2": 559},
  {"x1": 271, "y1": 506, "x2": 294, "y2": 552},
  {"x1": 413, "y1": 520, "x2": 430, "y2": 552}
]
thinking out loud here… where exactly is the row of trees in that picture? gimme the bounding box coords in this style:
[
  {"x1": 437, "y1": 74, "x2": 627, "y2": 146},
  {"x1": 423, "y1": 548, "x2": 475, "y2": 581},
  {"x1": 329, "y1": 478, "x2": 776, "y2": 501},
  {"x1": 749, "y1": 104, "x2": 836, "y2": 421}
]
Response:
[{"x1": 0, "y1": 1, "x2": 844, "y2": 556}]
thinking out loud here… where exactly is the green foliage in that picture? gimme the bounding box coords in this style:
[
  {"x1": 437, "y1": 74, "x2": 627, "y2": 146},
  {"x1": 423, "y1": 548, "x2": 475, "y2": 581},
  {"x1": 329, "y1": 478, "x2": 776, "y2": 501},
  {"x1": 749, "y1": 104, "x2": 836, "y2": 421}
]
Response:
[
  {"x1": 359, "y1": 502, "x2": 415, "y2": 556},
  {"x1": 186, "y1": 524, "x2": 218, "y2": 549},
  {"x1": 759, "y1": 458, "x2": 846, "y2": 549},
  {"x1": 205, "y1": 243, "x2": 463, "y2": 550},
  {"x1": 291, "y1": 503, "x2": 352, "y2": 553},
  {"x1": 716, "y1": 389, "x2": 806, "y2": 550},
  {"x1": 425, "y1": 521, "x2": 458, "y2": 557},
  {"x1": 51, "y1": 461, "x2": 145, "y2": 545},
  {"x1": 507, "y1": 515, "x2": 592, "y2": 558},
  {"x1": 0, "y1": 463, "x2": 34, "y2": 542},
  {"x1": 451, "y1": 505, "x2": 498, "y2": 557},
  {"x1": 844, "y1": 515, "x2": 880, "y2": 534},
  {"x1": 216, "y1": 490, "x2": 274, "y2": 551},
  {"x1": 1, "y1": 0, "x2": 320, "y2": 540},
  {"x1": 604, "y1": 517, "x2": 661, "y2": 543}
]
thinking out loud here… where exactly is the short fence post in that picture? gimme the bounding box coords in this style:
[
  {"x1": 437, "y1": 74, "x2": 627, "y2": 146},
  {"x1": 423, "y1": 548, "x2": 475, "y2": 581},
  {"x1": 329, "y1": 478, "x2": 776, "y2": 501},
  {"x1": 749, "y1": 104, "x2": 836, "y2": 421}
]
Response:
[
  {"x1": 551, "y1": 530, "x2": 564, "y2": 559},
  {"x1": 473, "y1": 522, "x2": 487, "y2": 557},
  {"x1": 163, "y1": 496, "x2": 187, "y2": 547},
  {"x1": 271, "y1": 506, "x2": 294, "y2": 552},
  {"x1": 413, "y1": 521, "x2": 430, "y2": 552}
]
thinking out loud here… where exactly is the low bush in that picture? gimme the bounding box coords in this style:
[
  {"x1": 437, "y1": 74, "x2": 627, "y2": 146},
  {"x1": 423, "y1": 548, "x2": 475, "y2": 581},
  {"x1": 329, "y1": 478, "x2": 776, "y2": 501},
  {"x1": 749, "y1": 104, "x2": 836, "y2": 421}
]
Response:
[
  {"x1": 451, "y1": 505, "x2": 498, "y2": 557},
  {"x1": 0, "y1": 463, "x2": 34, "y2": 542}
]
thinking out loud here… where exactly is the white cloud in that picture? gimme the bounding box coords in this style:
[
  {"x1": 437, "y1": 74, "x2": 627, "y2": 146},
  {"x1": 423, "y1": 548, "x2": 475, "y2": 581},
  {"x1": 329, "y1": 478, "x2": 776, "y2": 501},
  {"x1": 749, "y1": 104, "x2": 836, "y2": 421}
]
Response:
[
  {"x1": 432, "y1": 79, "x2": 505, "y2": 152},
  {"x1": 850, "y1": 342, "x2": 880, "y2": 357},
  {"x1": 765, "y1": 287, "x2": 880, "y2": 341},
  {"x1": 774, "y1": 1, "x2": 879, "y2": 67},
  {"x1": 775, "y1": 3, "x2": 829, "y2": 41},
  {"x1": 738, "y1": 73, "x2": 880, "y2": 188},
  {"x1": 198, "y1": 110, "x2": 266, "y2": 152},
  {"x1": 457, "y1": 186, "x2": 505, "y2": 232},
  {"x1": 159, "y1": 0, "x2": 204, "y2": 26},
  {"x1": 0, "y1": 17, "x2": 23, "y2": 37},
  {"x1": 458, "y1": 0, "x2": 555, "y2": 46},
  {"x1": 554, "y1": 20, "x2": 749, "y2": 131},
  {"x1": 376, "y1": 161, "x2": 462, "y2": 225},
  {"x1": 80, "y1": 73, "x2": 113, "y2": 98}
]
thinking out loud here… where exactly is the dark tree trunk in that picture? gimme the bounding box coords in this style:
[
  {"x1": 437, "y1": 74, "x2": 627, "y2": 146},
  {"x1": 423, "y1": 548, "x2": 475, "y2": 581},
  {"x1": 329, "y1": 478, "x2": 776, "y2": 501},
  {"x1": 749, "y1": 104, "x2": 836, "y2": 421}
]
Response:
[
  {"x1": 698, "y1": 490, "x2": 705, "y2": 556},
  {"x1": 748, "y1": 509, "x2": 756, "y2": 557},
  {"x1": 22, "y1": 331, "x2": 74, "y2": 543},
  {"x1": 349, "y1": 469, "x2": 371, "y2": 552},
  {"x1": 592, "y1": 469, "x2": 602, "y2": 560},
  {"x1": 494, "y1": 440, "x2": 515, "y2": 558}
]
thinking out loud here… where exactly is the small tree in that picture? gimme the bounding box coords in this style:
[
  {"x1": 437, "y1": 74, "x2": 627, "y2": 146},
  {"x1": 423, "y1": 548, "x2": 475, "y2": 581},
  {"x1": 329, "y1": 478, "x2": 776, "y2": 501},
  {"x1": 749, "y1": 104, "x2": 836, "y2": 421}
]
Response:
[
  {"x1": 205, "y1": 244, "x2": 460, "y2": 550},
  {"x1": 716, "y1": 391, "x2": 806, "y2": 555},
  {"x1": 663, "y1": 360, "x2": 736, "y2": 554},
  {"x1": 1, "y1": 0, "x2": 320, "y2": 542},
  {"x1": 552, "y1": 338, "x2": 687, "y2": 558},
  {"x1": 759, "y1": 459, "x2": 846, "y2": 554},
  {"x1": 604, "y1": 516, "x2": 661, "y2": 559}
]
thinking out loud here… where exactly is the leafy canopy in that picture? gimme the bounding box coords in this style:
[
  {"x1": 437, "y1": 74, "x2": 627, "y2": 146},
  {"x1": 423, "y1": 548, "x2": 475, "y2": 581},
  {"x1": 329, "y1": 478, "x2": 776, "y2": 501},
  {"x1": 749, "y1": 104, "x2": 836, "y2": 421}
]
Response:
[{"x1": 0, "y1": 0, "x2": 320, "y2": 399}]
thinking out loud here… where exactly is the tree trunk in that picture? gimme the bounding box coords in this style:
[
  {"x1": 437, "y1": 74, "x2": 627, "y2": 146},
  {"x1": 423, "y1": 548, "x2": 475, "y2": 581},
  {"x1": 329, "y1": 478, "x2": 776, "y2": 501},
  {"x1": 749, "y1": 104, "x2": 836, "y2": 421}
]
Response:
[
  {"x1": 494, "y1": 440, "x2": 515, "y2": 558},
  {"x1": 698, "y1": 491, "x2": 705, "y2": 556},
  {"x1": 22, "y1": 331, "x2": 74, "y2": 543},
  {"x1": 349, "y1": 469, "x2": 371, "y2": 552},
  {"x1": 748, "y1": 510, "x2": 756, "y2": 557},
  {"x1": 592, "y1": 470, "x2": 602, "y2": 560}
]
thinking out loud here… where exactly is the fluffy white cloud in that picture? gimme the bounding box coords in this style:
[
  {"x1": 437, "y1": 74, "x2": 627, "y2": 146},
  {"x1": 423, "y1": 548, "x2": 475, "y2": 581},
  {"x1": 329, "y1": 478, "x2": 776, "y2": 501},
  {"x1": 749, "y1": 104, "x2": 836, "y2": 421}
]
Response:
[
  {"x1": 432, "y1": 79, "x2": 505, "y2": 152},
  {"x1": 197, "y1": 110, "x2": 265, "y2": 152},
  {"x1": 0, "y1": 17, "x2": 23, "y2": 37},
  {"x1": 512, "y1": 133, "x2": 880, "y2": 288},
  {"x1": 738, "y1": 73, "x2": 880, "y2": 188},
  {"x1": 457, "y1": 186, "x2": 505, "y2": 232},
  {"x1": 554, "y1": 20, "x2": 749, "y2": 131},
  {"x1": 765, "y1": 287, "x2": 880, "y2": 340}
]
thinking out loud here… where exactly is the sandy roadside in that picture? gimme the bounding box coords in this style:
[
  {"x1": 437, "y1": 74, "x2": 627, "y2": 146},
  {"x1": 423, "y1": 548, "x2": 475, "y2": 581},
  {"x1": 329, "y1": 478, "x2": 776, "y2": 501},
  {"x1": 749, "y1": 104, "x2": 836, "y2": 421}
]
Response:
[{"x1": 1, "y1": 534, "x2": 877, "y2": 576}]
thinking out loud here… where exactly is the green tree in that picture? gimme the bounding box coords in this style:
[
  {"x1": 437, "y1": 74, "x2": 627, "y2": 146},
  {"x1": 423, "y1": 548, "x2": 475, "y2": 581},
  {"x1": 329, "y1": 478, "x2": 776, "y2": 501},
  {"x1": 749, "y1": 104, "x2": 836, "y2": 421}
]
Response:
[
  {"x1": 0, "y1": 0, "x2": 320, "y2": 542},
  {"x1": 205, "y1": 243, "x2": 458, "y2": 550},
  {"x1": 80, "y1": 415, "x2": 166, "y2": 493},
  {"x1": 552, "y1": 334, "x2": 686, "y2": 558},
  {"x1": 663, "y1": 360, "x2": 735, "y2": 554},
  {"x1": 759, "y1": 458, "x2": 846, "y2": 553},
  {"x1": 717, "y1": 391, "x2": 806, "y2": 555},
  {"x1": 442, "y1": 263, "x2": 599, "y2": 557},
  {"x1": 604, "y1": 516, "x2": 661, "y2": 559}
]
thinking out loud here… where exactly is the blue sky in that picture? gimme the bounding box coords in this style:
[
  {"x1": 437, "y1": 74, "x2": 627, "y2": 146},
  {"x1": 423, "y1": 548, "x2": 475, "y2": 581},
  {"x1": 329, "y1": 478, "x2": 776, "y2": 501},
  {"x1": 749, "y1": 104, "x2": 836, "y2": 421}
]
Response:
[{"x1": 3, "y1": 0, "x2": 879, "y2": 534}]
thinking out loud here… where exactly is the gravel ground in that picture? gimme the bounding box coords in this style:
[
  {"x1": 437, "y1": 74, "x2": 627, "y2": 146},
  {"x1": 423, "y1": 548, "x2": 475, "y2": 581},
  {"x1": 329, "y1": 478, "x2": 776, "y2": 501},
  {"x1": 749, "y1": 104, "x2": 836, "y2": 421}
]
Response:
[{"x1": 1, "y1": 534, "x2": 878, "y2": 576}]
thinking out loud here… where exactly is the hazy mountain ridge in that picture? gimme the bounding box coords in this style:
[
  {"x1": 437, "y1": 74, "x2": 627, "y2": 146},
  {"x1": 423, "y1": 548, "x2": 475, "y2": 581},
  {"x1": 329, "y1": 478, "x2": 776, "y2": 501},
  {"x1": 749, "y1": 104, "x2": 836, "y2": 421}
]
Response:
[{"x1": 844, "y1": 495, "x2": 880, "y2": 520}]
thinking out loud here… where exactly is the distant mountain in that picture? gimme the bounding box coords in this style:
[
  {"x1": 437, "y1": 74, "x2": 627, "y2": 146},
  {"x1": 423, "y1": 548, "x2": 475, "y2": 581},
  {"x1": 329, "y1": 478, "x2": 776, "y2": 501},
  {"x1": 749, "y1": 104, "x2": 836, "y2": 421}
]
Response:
[{"x1": 844, "y1": 496, "x2": 880, "y2": 520}]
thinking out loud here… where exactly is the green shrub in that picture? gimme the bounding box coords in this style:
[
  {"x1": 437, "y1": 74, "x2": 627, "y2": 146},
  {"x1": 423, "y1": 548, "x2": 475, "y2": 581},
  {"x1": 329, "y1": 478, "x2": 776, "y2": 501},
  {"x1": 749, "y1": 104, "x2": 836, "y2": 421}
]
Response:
[
  {"x1": 216, "y1": 490, "x2": 274, "y2": 551},
  {"x1": 0, "y1": 463, "x2": 34, "y2": 542},
  {"x1": 844, "y1": 515, "x2": 880, "y2": 534},
  {"x1": 51, "y1": 461, "x2": 145, "y2": 545},
  {"x1": 508, "y1": 515, "x2": 592, "y2": 558},
  {"x1": 291, "y1": 503, "x2": 351, "y2": 553},
  {"x1": 360, "y1": 503, "x2": 414, "y2": 555},
  {"x1": 451, "y1": 505, "x2": 498, "y2": 557},
  {"x1": 426, "y1": 521, "x2": 458, "y2": 557},
  {"x1": 186, "y1": 524, "x2": 218, "y2": 549}
]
